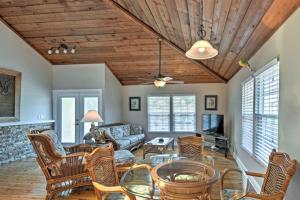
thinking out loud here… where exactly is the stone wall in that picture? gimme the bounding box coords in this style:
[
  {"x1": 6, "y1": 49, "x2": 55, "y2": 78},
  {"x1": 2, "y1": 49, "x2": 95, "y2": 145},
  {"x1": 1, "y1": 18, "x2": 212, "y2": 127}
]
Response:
[{"x1": 0, "y1": 122, "x2": 54, "y2": 164}]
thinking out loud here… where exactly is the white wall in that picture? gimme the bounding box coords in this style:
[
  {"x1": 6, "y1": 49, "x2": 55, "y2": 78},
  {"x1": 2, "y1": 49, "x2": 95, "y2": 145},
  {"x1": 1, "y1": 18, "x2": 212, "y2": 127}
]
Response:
[
  {"x1": 0, "y1": 21, "x2": 52, "y2": 121},
  {"x1": 228, "y1": 8, "x2": 300, "y2": 199},
  {"x1": 52, "y1": 64, "x2": 123, "y2": 123},
  {"x1": 122, "y1": 83, "x2": 228, "y2": 139},
  {"x1": 104, "y1": 67, "x2": 123, "y2": 123}
]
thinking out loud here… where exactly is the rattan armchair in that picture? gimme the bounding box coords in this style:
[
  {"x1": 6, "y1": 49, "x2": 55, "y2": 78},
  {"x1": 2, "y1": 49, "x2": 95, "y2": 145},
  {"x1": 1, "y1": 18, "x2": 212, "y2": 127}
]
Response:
[
  {"x1": 28, "y1": 131, "x2": 92, "y2": 200},
  {"x1": 220, "y1": 150, "x2": 297, "y2": 200},
  {"x1": 177, "y1": 135, "x2": 204, "y2": 157},
  {"x1": 85, "y1": 143, "x2": 152, "y2": 200}
]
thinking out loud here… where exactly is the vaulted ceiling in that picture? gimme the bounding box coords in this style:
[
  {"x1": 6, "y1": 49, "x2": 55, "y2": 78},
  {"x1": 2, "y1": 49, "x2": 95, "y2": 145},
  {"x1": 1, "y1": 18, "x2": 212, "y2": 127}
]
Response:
[{"x1": 0, "y1": 0, "x2": 299, "y2": 85}]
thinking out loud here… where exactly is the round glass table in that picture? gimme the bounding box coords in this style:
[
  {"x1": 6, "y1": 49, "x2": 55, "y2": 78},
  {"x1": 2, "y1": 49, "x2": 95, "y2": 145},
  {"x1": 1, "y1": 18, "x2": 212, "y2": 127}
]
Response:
[{"x1": 119, "y1": 154, "x2": 218, "y2": 199}]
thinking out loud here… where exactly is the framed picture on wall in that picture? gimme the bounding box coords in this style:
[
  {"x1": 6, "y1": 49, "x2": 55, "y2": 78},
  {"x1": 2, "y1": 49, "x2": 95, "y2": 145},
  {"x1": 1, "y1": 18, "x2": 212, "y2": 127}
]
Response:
[
  {"x1": 0, "y1": 68, "x2": 21, "y2": 122},
  {"x1": 129, "y1": 97, "x2": 141, "y2": 111},
  {"x1": 205, "y1": 95, "x2": 218, "y2": 111}
]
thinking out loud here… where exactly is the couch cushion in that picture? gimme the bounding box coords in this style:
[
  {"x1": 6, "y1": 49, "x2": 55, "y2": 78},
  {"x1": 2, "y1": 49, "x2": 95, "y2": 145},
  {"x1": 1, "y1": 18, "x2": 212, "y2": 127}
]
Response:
[
  {"x1": 41, "y1": 130, "x2": 66, "y2": 157},
  {"x1": 122, "y1": 124, "x2": 131, "y2": 136},
  {"x1": 110, "y1": 126, "x2": 124, "y2": 139},
  {"x1": 130, "y1": 124, "x2": 144, "y2": 135},
  {"x1": 121, "y1": 134, "x2": 144, "y2": 144},
  {"x1": 115, "y1": 139, "x2": 131, "y2": 149},
  {"x1": 114, "y1": 150, "x2": 135, "y2": 166}
]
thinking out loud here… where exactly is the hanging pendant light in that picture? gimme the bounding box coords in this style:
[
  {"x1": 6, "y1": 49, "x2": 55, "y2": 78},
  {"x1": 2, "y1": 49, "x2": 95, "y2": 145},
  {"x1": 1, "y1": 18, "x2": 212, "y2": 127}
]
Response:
[{"x1": 185, "y1": 0, "x2": 218, "y2": 60}]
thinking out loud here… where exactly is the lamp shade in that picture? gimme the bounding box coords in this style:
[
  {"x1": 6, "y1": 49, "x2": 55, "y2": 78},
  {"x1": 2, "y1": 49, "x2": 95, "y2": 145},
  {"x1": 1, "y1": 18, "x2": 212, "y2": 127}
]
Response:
[
  {"x1": 154, "y1": 80, "x2": 166, "y2": 88},
  {"x1": 185, "y1": 40, "x2": 218, "y2": 60},
  {"x1": 81, "y1": 110, "x2": 103, "y2": 123}
]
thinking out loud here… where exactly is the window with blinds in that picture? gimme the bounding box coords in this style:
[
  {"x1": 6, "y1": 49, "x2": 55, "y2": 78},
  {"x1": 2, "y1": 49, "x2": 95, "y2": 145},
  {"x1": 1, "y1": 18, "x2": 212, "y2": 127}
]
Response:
[
  {"x1": 240, "y1": 58, "x2": 279, "y2": 166},
  {"x1": 254, "y1": 60, "x2": 279, "y2": 165},
  {"x1": 241, "y1": 78, "x2": 254, "y2": 154},
  {"x1": 147, "y1": 96, "x2": 170, "y2": 132},
  {"x1": 172, "y1": 95, "x2": 196, "y2": 132}
]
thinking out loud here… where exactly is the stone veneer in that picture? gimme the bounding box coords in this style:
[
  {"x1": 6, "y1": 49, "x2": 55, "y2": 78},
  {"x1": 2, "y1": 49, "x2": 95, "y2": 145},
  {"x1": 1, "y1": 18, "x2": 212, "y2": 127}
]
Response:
[{"x1": 0, "y1": 122, "x2": 54, "y2": 164}]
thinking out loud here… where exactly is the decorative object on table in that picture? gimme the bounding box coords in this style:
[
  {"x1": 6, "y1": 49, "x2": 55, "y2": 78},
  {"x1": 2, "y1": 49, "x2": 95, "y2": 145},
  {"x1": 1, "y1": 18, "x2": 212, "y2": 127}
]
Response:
[
  {"x1": 205, "y1": 95, "x2": 218, "y2": 110},
  {"x1": 84, "y1": 143, "x2": 151, "y2": 200},
  {"x1": 143, "y1": 137, "x2": 175, "y2": 159},
  {"x1": 47, "y1": 43, "x2": 76, "y2": 55},
  {"x1": 0, "y1": 68, "x2": 21, "y2": 122},
  {"x1": 138, "y1": 39, "x2": 184, "y2": 87},
  {"x1": 27, "y1": 130, "x2": 92, "y2": 199},
  {"x1": 129, "y1": 97, "x2": 141, "y2": 111},
  {"x1": 185, "y1": 0, "x2": 218, "y2": 60},
  {"x1": 158, "y1": 138, "x2": 164, "y2": 143},
  {"x1": 81, "y1": 110, "x2": 104, "y2": 143},
  {"x1": 221, "y1": 149, "x2": 297, "y2": 200},
  {"x1": 177, "y1": 135, "x2": 204, "y2": 158},
  {"x1": 151, "y1": 160, "x2": 220, "y2": 200}
]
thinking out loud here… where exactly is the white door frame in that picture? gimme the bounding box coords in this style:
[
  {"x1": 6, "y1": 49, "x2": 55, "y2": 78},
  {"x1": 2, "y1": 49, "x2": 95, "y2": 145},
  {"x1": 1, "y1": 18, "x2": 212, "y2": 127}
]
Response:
[{"x1": 53, "y1": 89, "x2": 103, "y2": 144}]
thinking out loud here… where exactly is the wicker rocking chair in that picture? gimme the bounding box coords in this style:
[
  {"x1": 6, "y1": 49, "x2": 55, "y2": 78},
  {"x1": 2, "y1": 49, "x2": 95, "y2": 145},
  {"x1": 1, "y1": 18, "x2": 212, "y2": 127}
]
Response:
[
  {"x1": 220, "y1": 149, "x2": 297, "y2": 200},
  {"x1": 85, "y1": 143, "x2": 152, "y2": 200},
  {"x1": 28, "y1": 130, "x2": 92, "y2": 200},
  {"x1": 177, "y1": 135, "x2": 204, "y2": 157}
]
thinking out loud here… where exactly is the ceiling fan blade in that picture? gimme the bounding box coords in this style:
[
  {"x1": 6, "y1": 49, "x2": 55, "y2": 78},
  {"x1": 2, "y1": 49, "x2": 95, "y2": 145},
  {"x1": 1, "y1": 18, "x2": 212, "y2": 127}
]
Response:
[
  {"x1": 140, "y1": 82, "x2": 154, "y2": 85},
  {"x1": 162, "y1": 77, "x2": 173, "y2": 82},
  {"x1": 167, "y1": 80, "x2": 184, "y2": 84}
]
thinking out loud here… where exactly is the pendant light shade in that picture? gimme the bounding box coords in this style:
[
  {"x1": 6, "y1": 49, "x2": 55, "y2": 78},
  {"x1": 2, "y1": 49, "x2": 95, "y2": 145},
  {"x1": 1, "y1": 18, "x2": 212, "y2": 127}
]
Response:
[{"x1": 185, "y1": 40, "x2": 218, "y2": 60}]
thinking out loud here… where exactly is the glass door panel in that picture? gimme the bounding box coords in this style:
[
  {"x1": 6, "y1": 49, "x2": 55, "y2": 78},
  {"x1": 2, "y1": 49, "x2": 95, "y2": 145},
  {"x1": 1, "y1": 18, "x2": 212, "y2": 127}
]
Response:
[
  {"x1": 61, "y1": 97, "x2": 76, "y2": 143},
  {"x1": 83, "y1": 97, "x2": 99, "y2": 135}
]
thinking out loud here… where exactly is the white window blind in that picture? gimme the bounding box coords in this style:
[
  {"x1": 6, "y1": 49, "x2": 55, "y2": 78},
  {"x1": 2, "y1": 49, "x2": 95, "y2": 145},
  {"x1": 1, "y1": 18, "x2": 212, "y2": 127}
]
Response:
[
  {"x1": 241, "y1": 78, "x2": 254, "y2": 154},
  {"x1": 254, "y1": 61, "x2": 279, "y2": 165},
  {"x1": 147, "y1": 96, "x2": 170, "y2": 132},
  {"x1": 172, "y1": 95, "x2": 196, "y2": 132}
]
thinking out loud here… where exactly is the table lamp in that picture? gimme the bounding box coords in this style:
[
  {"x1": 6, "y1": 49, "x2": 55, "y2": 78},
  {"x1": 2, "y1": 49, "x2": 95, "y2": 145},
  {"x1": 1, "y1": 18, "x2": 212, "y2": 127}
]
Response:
[{"x1": 81, "y1": 110, "x2": 104, "y2": 143}]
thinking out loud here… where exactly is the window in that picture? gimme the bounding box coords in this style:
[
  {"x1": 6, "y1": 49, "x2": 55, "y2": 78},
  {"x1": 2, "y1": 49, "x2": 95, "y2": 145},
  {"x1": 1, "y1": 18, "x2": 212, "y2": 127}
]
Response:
[
  {"x1": 241, "y1": 78, "x2": 254, "y2": 154},
  {"x1": 173, "y1": 95, "x2": 196, "y2": 132},
  {"x1": 241, "y1": 58, "x2": 279, "y2": 165},
  {"x1": 147, "y1": 95, "x2": 196, "y2": 132},
  {"x1": 147, "y1": 96, "x2": 170, "y2": 132}
]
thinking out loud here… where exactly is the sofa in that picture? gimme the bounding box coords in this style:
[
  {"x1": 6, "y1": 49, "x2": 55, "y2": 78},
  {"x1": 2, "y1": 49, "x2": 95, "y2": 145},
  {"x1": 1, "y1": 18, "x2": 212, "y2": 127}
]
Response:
[{"x1": 83, "y1": 123, "x2": 145, "y2": 151}]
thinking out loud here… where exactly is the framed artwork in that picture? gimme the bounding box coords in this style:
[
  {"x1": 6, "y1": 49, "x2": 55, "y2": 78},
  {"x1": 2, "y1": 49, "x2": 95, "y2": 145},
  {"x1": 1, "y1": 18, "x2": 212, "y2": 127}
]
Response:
[
  {"x1": 205, "y1": 95, "x2": 218, "y2": 111},
  {"x1": 0, "y1": 68, "x2": 21, "y2": 122},
  {"x1": 129, "y1": 97, "x2": 141, "y2": 111}
]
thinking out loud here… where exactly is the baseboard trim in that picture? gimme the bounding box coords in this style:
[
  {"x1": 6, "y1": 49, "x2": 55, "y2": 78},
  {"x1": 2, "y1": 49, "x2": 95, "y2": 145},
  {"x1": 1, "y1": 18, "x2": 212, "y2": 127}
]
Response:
[{"x1": 232, "y1": 152, "x2": 261, "y2": 193}]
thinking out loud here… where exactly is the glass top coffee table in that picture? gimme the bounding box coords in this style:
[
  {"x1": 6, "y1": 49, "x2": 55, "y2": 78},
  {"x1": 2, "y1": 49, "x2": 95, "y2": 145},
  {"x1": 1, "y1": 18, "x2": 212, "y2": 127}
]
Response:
[{"x1": 120, "y1": 154, "x2": 217, "y2": 199}]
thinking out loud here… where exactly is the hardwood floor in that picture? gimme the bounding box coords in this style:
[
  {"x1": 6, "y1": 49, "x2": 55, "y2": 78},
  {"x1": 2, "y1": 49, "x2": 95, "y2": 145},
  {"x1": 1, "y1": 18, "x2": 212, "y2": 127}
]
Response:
[{"x1": 0, "y1": 148, "x2": 242, "y2": 200}]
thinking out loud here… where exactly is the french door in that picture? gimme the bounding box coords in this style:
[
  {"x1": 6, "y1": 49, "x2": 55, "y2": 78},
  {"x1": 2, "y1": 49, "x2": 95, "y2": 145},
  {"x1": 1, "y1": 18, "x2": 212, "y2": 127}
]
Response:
[{"x1": 53, "y1": 89, "x2": 102, "y2": 145}]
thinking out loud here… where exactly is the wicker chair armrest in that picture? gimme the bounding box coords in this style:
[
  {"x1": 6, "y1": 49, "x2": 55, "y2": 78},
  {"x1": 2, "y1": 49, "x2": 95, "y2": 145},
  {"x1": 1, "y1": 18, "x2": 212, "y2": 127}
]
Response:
[
  {"x1": 245, "y1": 191, "x2": 285, "y2": 199},
  {"x1": 221, "y1": 168, "x2": 243, "y2": 190},
  {"x1": 245, "y1": 171, "x2": 265, "y2": 178},
  {"x1": 92, "y1": 182, "x2": 136, "y2": 200}
]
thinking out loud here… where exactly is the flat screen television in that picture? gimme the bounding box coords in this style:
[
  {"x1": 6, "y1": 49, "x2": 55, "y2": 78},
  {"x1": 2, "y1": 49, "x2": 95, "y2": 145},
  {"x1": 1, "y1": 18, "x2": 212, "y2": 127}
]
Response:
[{"x1": 202, "y1": 114, "x2": 224, "y2": 136}]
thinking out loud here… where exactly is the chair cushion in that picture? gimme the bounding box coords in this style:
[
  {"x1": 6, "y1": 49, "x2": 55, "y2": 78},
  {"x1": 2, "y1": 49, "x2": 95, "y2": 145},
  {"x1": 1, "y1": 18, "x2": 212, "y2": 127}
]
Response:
[
  {"x1": 221, "y1": 189, "x2": 250, "y2": 200},
  {"x1": 115, "y1": 139, "x2": 131, "y2": 149},
  {"x1": 121, "y1": 135, "x2": 144, "y2": 144},
  {"x1": 111, "y1": 126, "x2": 125, "y2": 139},
  {"x1": 41, "y1": 130, "x2": 66, "y2": 157},
  {"x1": 114, "y1": 150, "x2": 135, "y2": 166},
  {"x1": 122, "y1": 124, "x2": 131, "y2": 136}
]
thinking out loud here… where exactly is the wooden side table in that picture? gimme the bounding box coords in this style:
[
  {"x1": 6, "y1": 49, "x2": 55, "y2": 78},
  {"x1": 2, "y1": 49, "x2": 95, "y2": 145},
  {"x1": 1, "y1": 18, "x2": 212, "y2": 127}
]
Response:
[{"x1": 143, "y1": 137, "x2": 175, "y2": 159}]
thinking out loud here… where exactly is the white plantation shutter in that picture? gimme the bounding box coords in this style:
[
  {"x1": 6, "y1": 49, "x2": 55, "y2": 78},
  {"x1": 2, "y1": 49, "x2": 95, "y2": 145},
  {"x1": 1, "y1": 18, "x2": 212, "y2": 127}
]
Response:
[
  {"x1": 148, "y1": 96, "x2": 170, "y2": 132},
  {"x1": 254, "y1": 60, "x2": 279, "y2": 165},
  {"x1": 172, "y1": 95, "x2": 196, "y2": 132},
  {"x1": 241, "y1": 78, "x2": 254, "y2": 154}
]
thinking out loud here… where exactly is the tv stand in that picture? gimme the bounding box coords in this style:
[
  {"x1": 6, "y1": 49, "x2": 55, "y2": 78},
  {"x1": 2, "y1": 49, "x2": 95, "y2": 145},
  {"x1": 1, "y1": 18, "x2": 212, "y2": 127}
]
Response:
[{"x1": 200, "y1": 133, "x2": 229, "y2": 158}]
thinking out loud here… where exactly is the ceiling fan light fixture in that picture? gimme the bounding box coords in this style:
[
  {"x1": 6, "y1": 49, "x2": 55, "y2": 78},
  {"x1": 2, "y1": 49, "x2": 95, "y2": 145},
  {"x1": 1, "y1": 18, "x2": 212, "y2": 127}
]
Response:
[
  {"x1": 186, "y1": 40, "x2": 218, "y2": 60},
  {"x1": 154, "y1": 79, "x2": 166, "y2": 88}
]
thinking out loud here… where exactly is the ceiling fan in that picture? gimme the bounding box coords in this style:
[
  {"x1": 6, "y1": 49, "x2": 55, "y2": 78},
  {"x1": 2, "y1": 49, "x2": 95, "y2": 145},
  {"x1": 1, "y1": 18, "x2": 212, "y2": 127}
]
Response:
[{"x1": 139, "y1": 39, "x2": 184, "y2": 88}]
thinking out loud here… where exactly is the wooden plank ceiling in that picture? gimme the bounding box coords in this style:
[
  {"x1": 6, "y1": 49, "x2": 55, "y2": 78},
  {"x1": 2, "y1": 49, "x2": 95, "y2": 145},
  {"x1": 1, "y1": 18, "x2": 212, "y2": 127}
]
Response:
[{"x1": 0, "y1": 0, "x2": 299, "y2": 85}]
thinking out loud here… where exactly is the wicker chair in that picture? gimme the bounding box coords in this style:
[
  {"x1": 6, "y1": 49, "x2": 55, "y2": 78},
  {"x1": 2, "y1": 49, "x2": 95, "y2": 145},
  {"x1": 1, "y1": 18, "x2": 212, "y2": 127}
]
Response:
[
  {"x1": 177, "y1": 135, "x2": 204, "y2": 157},
  {"x1": 28, "y1": 130, "x2": 92, "y2": 200},
  {"x1": 220, "y1": 150, "x2": 297, "y2": 200},
  {"x1": 85, "y1": 143, "x2": 152, "y2": 200}
]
